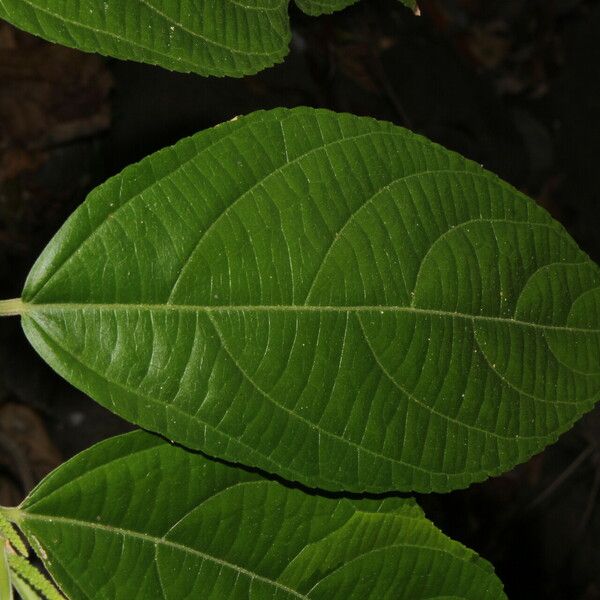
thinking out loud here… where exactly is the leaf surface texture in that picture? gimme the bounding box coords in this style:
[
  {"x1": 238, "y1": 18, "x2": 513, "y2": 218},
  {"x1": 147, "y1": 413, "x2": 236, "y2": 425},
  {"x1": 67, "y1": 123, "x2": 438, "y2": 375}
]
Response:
[
  {"x1": 15, "y1": 431, "x2": 506, "y2": 600},
  {"x1": 0, "y1": 0, "x2": 363, "y2": 77},
  {"x1": 19, "y1": 107, "x2": 600, "y2": 493}
]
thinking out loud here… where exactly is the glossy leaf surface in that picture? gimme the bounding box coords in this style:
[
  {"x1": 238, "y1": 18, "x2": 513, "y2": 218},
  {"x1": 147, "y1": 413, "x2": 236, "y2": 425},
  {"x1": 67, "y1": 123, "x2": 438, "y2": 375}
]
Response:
[
  {"x1": 0, "y1": 0, "x2": 362, "y2": 78},
  {"x1": 16, "y1": 107, "x2": 600, "y2": 493},
  {"x1": 8, "y1": 431, "x2": 506, "y2": 600}
]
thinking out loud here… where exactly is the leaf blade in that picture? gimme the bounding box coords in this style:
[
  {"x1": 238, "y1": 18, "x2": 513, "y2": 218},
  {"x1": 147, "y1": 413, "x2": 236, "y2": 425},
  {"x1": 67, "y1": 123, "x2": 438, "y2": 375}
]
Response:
[
  {"x1": 18, "y1": 107, "x2": 600, "y2": 493},
  {"x1": 0, "y1": 0, "x2": 293, "y2": 77},
  {"x1": 294, "y1": 0, "x2": 359, "y2": 16},
  {"x1": 14, "y1": 431, "x2": 506, "y2": 600},
  {"x1": 0, "y1": 545, "x2": 13, "y2": 600},
  {"x1": 0, "y1": 0, "x2": 367, "y2": 77},
  {"x1": 399, "y1": 0, "x2": 417, "y2": 9}
]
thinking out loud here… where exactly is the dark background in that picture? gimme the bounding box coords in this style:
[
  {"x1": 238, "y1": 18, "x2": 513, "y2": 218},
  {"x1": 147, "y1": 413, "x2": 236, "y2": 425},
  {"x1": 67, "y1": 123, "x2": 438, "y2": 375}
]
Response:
[{"x1": 1, "y1": 0, "x2": 599, "y2": 598}]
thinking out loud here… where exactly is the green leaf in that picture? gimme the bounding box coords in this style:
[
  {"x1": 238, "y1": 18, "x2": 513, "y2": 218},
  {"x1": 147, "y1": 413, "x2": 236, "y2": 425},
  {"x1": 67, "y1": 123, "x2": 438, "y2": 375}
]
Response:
[
  {"x1": 8, "y1": 107, "x2": 600, "y2": 493},
  {"x1": 0, "y1": 511, "x2": 28, "y2": 556},
  {"x1": 294, "y1": 0, "x2": 359, "y2": 16},
  {"x1": 6, "y1": 431, "x2": 506, "y2": 600},
  {"x1": 1, "y1": 545, "x2": 13, "y2": 600},
  {"x1": 10, "y1": 573, "x2": 43, "y2": 600},
  {"x1": 7, "y1": 555, "x2": 64, "y2": 600},
  {"x1": 0, "y1": 0, "x2": 361, "y2": 78}
]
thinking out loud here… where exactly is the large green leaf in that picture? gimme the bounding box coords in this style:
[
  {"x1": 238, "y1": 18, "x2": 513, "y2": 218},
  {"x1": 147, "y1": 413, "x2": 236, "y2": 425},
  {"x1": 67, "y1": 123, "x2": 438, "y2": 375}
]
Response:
[
  {"x1": 2, "y1": 431, "x2": 506, "y2": 599},
  {"x1": 0, "y1": 0, "x2": 364, "y2": 78},
  {"x1": 4, "y1": 107, "x2": 600, "y2": 493}
]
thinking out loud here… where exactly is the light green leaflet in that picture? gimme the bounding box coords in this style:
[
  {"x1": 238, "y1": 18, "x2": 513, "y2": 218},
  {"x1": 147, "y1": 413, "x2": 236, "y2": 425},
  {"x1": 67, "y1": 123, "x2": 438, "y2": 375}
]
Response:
[
  {"x1": 0, "y1": 544, "x2": 11, "y2": 600},
  {"x1": 1, "y1": 431, "x2": 506, "y2": 599},
  {"x1": 1, "y1": 107, "x2": 599, "y2": 493},
  {"x1": 0, "y1": 0, "x2": 415, "y2": 78},
  {"x1": 397, "y1": 0, "x2": 417, "y2": 10}
]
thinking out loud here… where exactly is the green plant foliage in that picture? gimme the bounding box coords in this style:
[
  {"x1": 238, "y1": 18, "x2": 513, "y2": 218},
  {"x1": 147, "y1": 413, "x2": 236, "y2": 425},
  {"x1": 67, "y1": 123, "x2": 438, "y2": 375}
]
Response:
[
  {"x1": 0, "y1": 511, "x2": 27, "y2": 557},
  {"x1": 0, "y1": 0, "x2": 389, "y2": 78},
  {"x1": 295, "y1": 0, "x2": 360, "y2": 16},
  {"x1": 0, "y1": 544, "x2": 12, "y2": 600},
  {"x1": 2, "y1": 509, "x2": 65, "y2": 599},
  {"x1": 10, "y1": 574, "x2": 41, "y2": 600},
  {"x1": 3, "y1": 431, "x2": 506, "y2": 599},
  {"x1": 3, "y1": 107, "x2": 600, "y2": 494},
  {"x1": 7, "y1": 555, "x2": 64, "y2": 600}
]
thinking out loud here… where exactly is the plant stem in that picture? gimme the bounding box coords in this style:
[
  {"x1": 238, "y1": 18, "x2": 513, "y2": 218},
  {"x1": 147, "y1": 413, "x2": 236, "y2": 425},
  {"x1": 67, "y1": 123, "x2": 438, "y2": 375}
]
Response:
[
  {"x1": 10, "y1": 573, "x2": 42, "y2": 600},
  {"x1": 0, "y1": 299, "x2": 24, "y2": 317},
  {"x1": 0, "y1": 543, "x2": 13, "y2": 600},
  {"x1": 0, "y1": 508, "x2": 22, "y2": 526}
]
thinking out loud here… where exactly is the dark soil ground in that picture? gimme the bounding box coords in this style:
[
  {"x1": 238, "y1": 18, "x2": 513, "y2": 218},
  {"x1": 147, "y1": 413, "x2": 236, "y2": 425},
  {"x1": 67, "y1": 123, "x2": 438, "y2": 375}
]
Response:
[{"x1": 1, "y1": 1, "x2": 600, "y2": 598}]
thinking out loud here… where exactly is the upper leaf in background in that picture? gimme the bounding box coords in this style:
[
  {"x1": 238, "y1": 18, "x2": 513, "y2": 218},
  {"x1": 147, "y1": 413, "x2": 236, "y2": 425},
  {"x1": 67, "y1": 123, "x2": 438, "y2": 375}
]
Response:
[
  {"x1": 405, "y1": 0, "x2": 417, "y2": 9},
  {"x1": 13, "y1": 107, "x2": 600, "y2": 494},
  {"x1": 0, "y1": 0, "x2": 417, "y2": 78},
  {"x1": 5, "y1": 430, "x2": 506, "y2": 599},
  {"x1": 297, "y1": 0, "x2": 418, "y2": 16},
  {"x1": 296, "y1": 0, "x2": 358, "y2": 16}
]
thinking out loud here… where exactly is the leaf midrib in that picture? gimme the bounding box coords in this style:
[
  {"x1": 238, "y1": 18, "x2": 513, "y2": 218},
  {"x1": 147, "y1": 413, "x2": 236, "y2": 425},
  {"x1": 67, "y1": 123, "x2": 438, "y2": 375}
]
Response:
[
  {"x1": 19, "y1": 513, "x2": 308, "y2": 600},
  {"x1": 21, "y1": 302, "x2": 600, "y2": 334}
]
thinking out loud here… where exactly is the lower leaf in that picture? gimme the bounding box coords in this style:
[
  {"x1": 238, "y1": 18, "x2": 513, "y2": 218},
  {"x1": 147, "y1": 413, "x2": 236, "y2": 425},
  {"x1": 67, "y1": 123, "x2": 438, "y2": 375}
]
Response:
[{"x1": 3, "y1": 431, "x2": 505, "y2": 599}]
